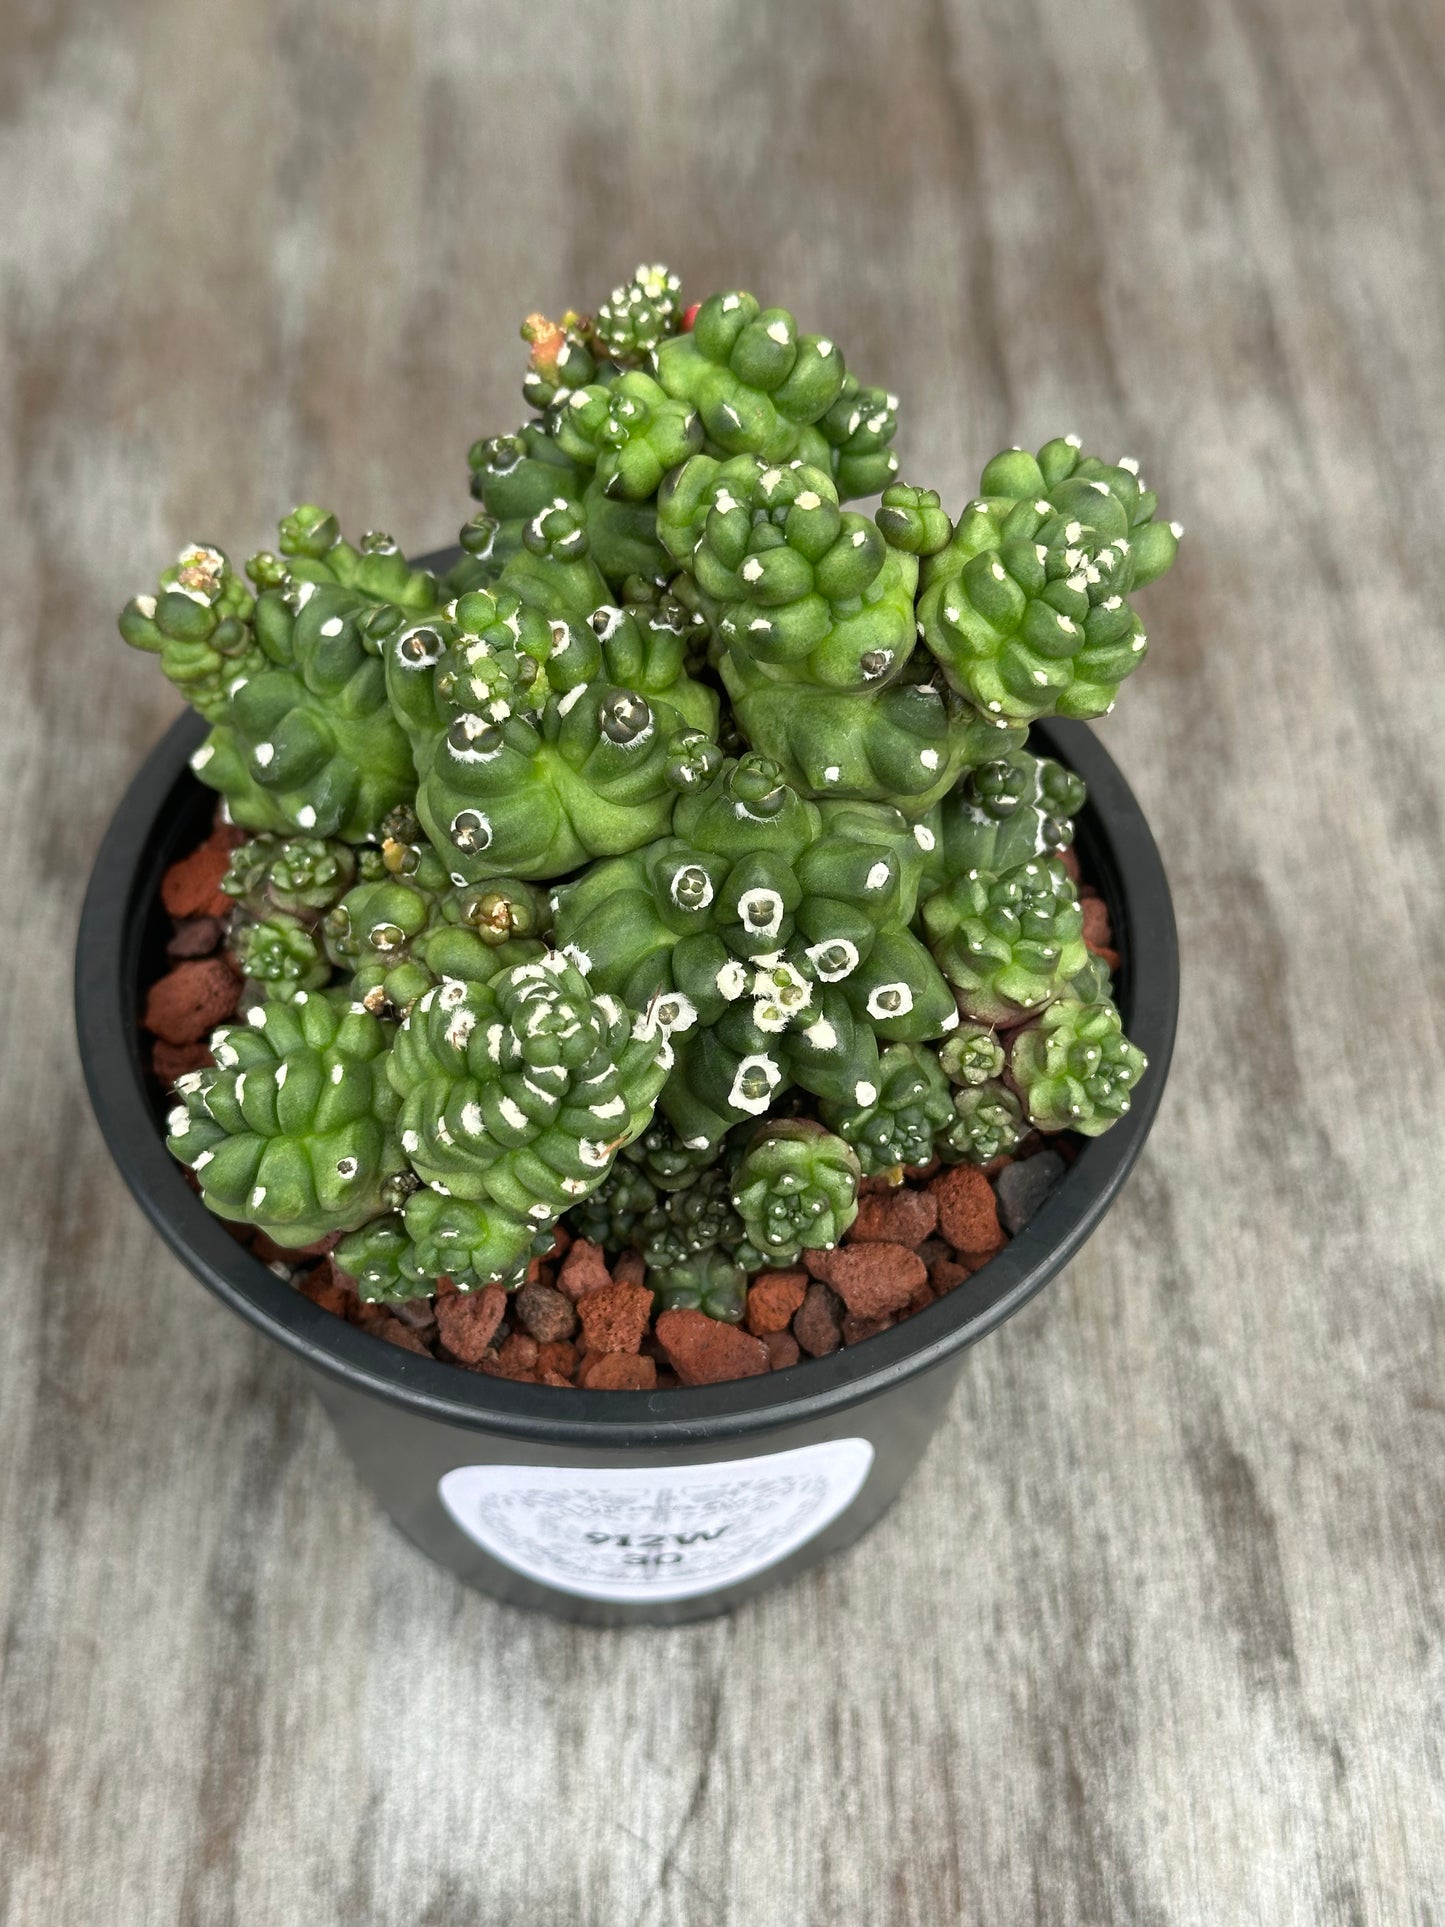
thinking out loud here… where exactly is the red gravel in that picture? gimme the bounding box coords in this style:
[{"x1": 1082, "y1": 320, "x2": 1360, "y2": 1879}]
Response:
[
  {"x1": 806, "y1": 1242, "x2": 927, "y2": 1320},
  {"x1": 355, "y1": 1303, "x2": 430, "y2": 1354},
  {"x1": 929, "y1": 1165, "x2": 1005, "y2": 1260},
  {"x1": 160, "y1": 833, "x2": 234, "y2": 920},
  {"x1": 655, "y1": 1308, "x2": 769, "y2": 1386},
  {"x1": 166, "y1": 916, "x2": 223, "y2": 959},
  {"x1": 143, "y1": 957, "x2": 239, "y2": 1045},
  {"x1": 556, "y1": 1239, "x2": 612, "y2": 1301},
  {"x1": 761, "y1": 1329, "x2": 801, "y2": 1370},
  {"x1": 929, "y1": 1255, "x2": 972, "y2": 1296},
  {"x1": 434, "y1": 1285, "x2": 508, "y2": 1363},
  {"x1": 848, "y1": 1187, "x2": 938, "y2": 1248},
  {"x1": 842, "y1": 1311, "x2": 895, "y2": 1346},
  {"x1": 536, "y1": 1339, "x2": 581, "y2": 1379},
  {"x1": 576, "y1": 1282, "x2": 653, "y2": 1355},
  {"x1": 152, "y1": 1038, "x2": 214, "y2": 1083},
  {"x1": 1080, "y1": 893, "x2": 1113, "y2": 952},
  {"x1": 579, "y1": 1353, "x2": 658, "y2": 1391},
  {"x1": 744, "y1": 1269, "x2": 808, "y2": 1335},
  {"x1": 612, "y1": 1250, "x2": 647, "y2": 1289},
  {"x1": 297, "y1": 1261, "x2": 356, "y2": 1320}
]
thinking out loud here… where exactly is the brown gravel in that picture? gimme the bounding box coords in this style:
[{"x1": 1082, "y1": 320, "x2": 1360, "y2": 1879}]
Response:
[
  {"x1": 842, "y1": 1311, "x2": 895, "y2": 1346},
  {"x1": 166, "y1": 916, "x2": 224, "y2": 960},
  {"x1": 160, "y1": 833, "x2": 234, "y2": 920},
  {"x1": 152, "y1": 1038, "x2": 214, "y2": 1083},
  {"x1": 576, "y1": 1282, "x2": 652, "y2": 1355},
  {"x1": 513, "y1": 1280, "x2": 577, "y2": 1344},
  {"x1": 929, "y1": 1255, "x2": 972, "y2": 1296},
  {"x1": 929, "y1": 1165, "x2": 1005, "y2": 1259},
  {"x1": 536, "y1": 1339, "x2": 580, "y2": 1379},
  {"x1": 434, "y1": 1284, "x2": 508, "y2": 1363},
  {"x1": 1080, "y1": 893, "x2": 1113, "y2": 952},
  {"x1": 761, "y1": 1329, "x2": 801, "y2": 1370},
  {"x1": 804, "y1": 1242, "x2": 927, "y2": 1320},
  {"x1": 297, "y1": 1261, "x2": 356, "y2": 1320},
  {"x1": 848, "y1": 1187, "x2": 938, "y2": 1248},
  {"x1": 355, "y1": 1303, "x2": 430, "y2": 1354},
  {"x1": 744, "y1": 1269, "x2": 808, "y2": 1335},
  {"x1": 612, "y1": 1250, "x2": 647, "y2": 1288},
  {"x1": 793, "y1": 1281, "x2": 844, "y2": 1358},
  {"x1": 143, "y1": 957, "x2": 240, "y2": 1045}
]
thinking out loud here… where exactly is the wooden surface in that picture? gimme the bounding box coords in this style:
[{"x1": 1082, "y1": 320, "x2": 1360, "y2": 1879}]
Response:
[{"x1": 3, "y1": 1, "x2": 1443, "y2": 1920}]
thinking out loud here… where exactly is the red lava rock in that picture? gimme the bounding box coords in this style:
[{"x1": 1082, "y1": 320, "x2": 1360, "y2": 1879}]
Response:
[
  {"x1": 1080, "y1": 893, "x2": 1113, "y2": 951},
  {"x1": 355, "y1": 1303, "x2": 430, "y2": 1354},
  {"x1": 655, "y1": 1308, "x2": 769, "y2": 1386},
  {"x1": 576, "y1": 1282, "x2": 653, "y2": 1355},
  {"x1": 297, "y1": 1261, "x2": 356, "y2": 1320},
  {"x1": 434, "y1": 1284, "x2": 508, "y2": 1363},
  {"x1": 930, "y1": 1164, "x2": 1006, "y2": 1260},
  {"x1": 899, "y1": 1280, "x2": 937, "y2": 1319},
  {"x1": 929, "y1": 1256, "x2": 972, "y2": 1296},
  {"x1": 152, "y1": 1038, "x2": 214, "y2": 1083},
  {"x1": 808, "y1": 1243, "x2": 926, "y2": 1320},
  {"x1": 514, "y1": 1280, "x2": 577, "y2": 1344},
  {"x1": 762, "y1": 1329, "x2": 801, "y2": 1371},
  {"x1": 1059, "y1": 845, "x2": 1082, "y2": 883},
  {"x1": 160, "y1": 834, "x2": 234, "y2": 920},
  {"x1": 842, "y1": 1311, "x2": 895, "y2": 1346},
  {"x1": 166, "y1": 916, "x2": 223, "y2": 960},
  {"x1": 556, "y1": 1238, "x2": 612, "y2": 1302},
  {"x1": 612, "y1": 1249, "x2": 647, "y2": 1289},
  {"x1": 654, "y1": 1369, "x2": 681, "y2": 1390},
  {"x1": 143, "y1": 957, "x2": 240, "y2": 1045},
  {"x1": 579, "y1": 1352, "x2": 658, "y2": 1391},
  {"x1": 903, "y1": 1157, "x2": 940, "y2": 1182},
  {"x1": 497, "y1": 1332, "x2": 540, "y2": 1374},
  {"x1": 744, "y1": 1269, "x2": 808, "y2": 1335},
  {"x1": 478, "y1": 1351, "x2": 537, "y2": 1381},
  {"x1": 536, "y1": 1339, "x2": 580, "y2": 1380},
  {"x1": 847, "y1": 1187, "x2": 938, "y2": 1249},
  {"x1": 523, "y1": 1254, "x2": 552, "y2": 1287},
  {"x1": 539, "y1": 1369, "x2": 574, "y2": 1387},
  {"x1": 1091, "y1": 945, "x2": 1122, "y2": 973},
  {"x1": 793, "y1": 1281, "x2": 844, "y2": 1358}
]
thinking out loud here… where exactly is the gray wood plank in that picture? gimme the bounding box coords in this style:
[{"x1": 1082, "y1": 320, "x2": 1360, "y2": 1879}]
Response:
[{"x1": 1, "y1": 0, "x2": 1442, "y2": 1920}]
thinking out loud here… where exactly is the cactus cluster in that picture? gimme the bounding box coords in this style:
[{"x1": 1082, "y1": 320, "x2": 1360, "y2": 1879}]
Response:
[{"x1": 123, "y1": 266, "x2": 1177, "y2": 1317}]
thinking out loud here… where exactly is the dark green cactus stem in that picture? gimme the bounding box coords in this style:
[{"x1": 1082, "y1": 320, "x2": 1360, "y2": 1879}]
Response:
[
  {"x1": 458, "y1": 425, "x2": 585, "y2": 585},
  {"x1": 585, "y1": 602, "x2": 720, "y2": 739},
  {"x1": 386, "y1": 952, "x2": 671, "y2": 1260},
  {"x1": 221, "y1": 834, "x2": 372, "y2": 922},
  {"x1": 648, "y1": 1247, "x2": 748, "y2": 1324},
  {"x1": 191, "y1": 580, "x2": 419, "y2": 840},
  {"x1": 938, "y1": 1021, "x2": 1006, "y2": 1087},
  {"x1": 638, "y1": 1166, "x2": 744, "y2": 1269},
  {"x1": 520, "y1": 309, "x2": 599, "y2": 412},
  {"x1": 118, "y1": 544, "x2": 264, "y2": 722},
  {"x1": 917, "y1": 437, "x2": 1180, "y2": 721},
  {"x1": 819, "y1": 1042, "x2": 954, "y2": 1178},
  {"x1": 230, "y1": 913, "x2": 332, "y2": 1000},
  {"x1": 939, "y1": 1080, "x2": 1026, "y2": 1165},
  {"x1": 165, "y1": 991, "x2": 406, "y2": 1247},
  {"x1": 592, "y1": 264, "x2": 684, "y2": 364},
  {"x1": 922, "y1": 856, "x2": 1089, "y2": 1025},
  {"x1": 964, "y1": 748, "x2": 1085, "y2": 847},
  {"x1": 923, "y1": 748, "x2": 1084, "y2": 883},
  {"x1": 253, "y1": 506, "x2": 440, "y2": 611},
  {"x1": 1008, "y1": 997, "x2": 1147, "y2": 1136},
  {"x1": 619, "y1": 1114, "x2": 719, "y2": 1192},
  {"x1": 567, "y1": 1160, "x2": 660, "y2": 1252},
  {"x1": 730, "y1": 1119, "x2": 860, "y2": 1263},
  {"x1": 655, "y1": 290, "x2": 847, "y2": 470}
]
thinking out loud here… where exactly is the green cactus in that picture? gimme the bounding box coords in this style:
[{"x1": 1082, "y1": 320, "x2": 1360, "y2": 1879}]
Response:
[
  {"x1": 592, "y1": 264, "x2": 684, "y2": 364},
  {"x1": 729, "y1": 1119, "x2": 860, "y2": 1264},
  {"x1": 921, "y1": 855, "x2": 1089, "y2": 1025},
  {"x1": 938, "y1": 1021, "x2": 1006, "y2": 1087},
  {"x1": 119, "y1": 543, "x2": 265, "y2": 722},
  {"x1": 917, "y1": 438, "x2": 1179, "y2": 721},
  {"x1": 938, "y1": 1080, "x2": 1026, "y2": 1165},
  {"x1": 648, "y1": 1245, "x2": 748, "y2": 1324},
  {"x1": 221, "y1": 834, "x2": 373, "y2": 923},
  {"x1": 165, "y1": 992, "x2": 407, "y2": 1247},
  {"x1": 386, "y1": 951, "x2": 671, "y2": 1235},
  {"x1": 1008, "y1": 997, "x2": 1147, "y2": 1136},
  {"x1": 819, "y1": 1041, "x2": 954, "y2": 1178},
  {"x1": 128, "y1": 272, "x2": 1173, "y2": 1318},
  {"x1": 230, "y1": 912, "x2": 332, "y2": 1001}
]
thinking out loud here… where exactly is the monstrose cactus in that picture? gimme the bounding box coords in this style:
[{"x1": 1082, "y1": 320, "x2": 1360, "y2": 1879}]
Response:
[{"x1": 123, "y1": 265, "x2": 1176, "y2": 1323}]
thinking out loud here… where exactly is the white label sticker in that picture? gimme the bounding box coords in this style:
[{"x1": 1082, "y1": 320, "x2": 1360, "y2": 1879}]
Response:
[{"x1": 438, "y1": 1437, "x2": 875, "y2": 1602}]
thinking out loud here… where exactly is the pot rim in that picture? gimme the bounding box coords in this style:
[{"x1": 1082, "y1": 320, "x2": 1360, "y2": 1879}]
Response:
[{"x1": 77, "y1": 635, "x2": 1177, "y2": 1449}]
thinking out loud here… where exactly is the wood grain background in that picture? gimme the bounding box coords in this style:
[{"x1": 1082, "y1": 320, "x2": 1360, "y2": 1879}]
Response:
[{"x1": 3, "y1": 1, "x2": 1443, "y2": 1920}]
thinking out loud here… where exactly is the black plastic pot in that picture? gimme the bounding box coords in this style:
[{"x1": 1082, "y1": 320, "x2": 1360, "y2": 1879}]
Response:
[{"x1": 77, "y1": 627, "x2": 1177, "y2": 1625}]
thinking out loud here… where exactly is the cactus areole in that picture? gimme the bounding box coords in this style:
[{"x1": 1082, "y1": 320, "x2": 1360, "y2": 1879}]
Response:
[{"x1": 79, "y1": 269, "x2": 1177, "y2": 1616}]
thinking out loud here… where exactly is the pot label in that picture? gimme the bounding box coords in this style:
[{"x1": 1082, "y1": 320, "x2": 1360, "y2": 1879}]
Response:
[{"x1": 437, "y1": 1437, "x2": 875, "y2": 1603}]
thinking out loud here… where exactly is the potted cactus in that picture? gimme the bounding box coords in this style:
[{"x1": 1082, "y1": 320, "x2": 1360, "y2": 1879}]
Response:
[{"x1": 78, "y1": 268, "x2": 1180, "y2": 1623}]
